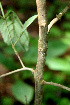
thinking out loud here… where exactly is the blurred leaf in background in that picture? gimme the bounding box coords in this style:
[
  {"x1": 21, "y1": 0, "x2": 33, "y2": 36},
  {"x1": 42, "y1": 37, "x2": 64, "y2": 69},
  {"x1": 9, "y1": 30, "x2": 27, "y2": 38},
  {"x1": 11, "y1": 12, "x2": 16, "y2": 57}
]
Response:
[
  {"x1": 0, "y1": 0, "x2": 70, "y2": 105},
  {"x1": 1, "y1": 97, "x2": 14, "y2": 105},
  {"x1": 12, "y1": 80, "x2": 34, "y2": 104},
  {"x1": 46, "y1": 57, "x2": 70, "y2": 71}
]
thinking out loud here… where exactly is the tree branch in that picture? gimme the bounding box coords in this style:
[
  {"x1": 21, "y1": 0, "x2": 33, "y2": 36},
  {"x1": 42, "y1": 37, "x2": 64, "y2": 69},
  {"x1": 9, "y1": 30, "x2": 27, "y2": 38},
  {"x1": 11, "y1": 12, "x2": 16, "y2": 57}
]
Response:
[
  {"x1": 14, "y1": 49, "x2": 25, "y2": 68},
  {"x1": 34, "y1": 0, "x2": 48, "y2": 105},
  {"x1": 0, "y1": 67, "x2": 34, "y2": 78},
  {"x1": 48, "y1": 4, "x2": 70, "y2": 33},
  {"x1": 42, "y1": 80, "x2": 70, "y2": 91}
]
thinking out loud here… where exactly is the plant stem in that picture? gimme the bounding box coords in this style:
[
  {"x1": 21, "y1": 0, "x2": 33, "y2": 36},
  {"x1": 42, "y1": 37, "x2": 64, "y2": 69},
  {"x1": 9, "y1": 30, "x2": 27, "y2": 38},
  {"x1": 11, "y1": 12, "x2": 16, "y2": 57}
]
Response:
[
  {"x1": 42, "y1": 80, "x2": 70, "y2": 91},
  {"x1": 0, "y1": 67, "x2": 34, "y2": 78},
  {"x1": 0, "y1": 2, "x2": 5, "y2": 18},
  {"x1": 34, "y1": 0, "x2": 48, "y2": 105}
]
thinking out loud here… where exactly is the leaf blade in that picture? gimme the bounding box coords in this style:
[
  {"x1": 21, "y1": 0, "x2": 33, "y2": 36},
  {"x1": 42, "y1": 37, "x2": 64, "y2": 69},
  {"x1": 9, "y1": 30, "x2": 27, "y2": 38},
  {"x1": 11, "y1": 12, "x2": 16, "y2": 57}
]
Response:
[{"x1": 12, "y1": 80, "x2": 34, "y2": 104}]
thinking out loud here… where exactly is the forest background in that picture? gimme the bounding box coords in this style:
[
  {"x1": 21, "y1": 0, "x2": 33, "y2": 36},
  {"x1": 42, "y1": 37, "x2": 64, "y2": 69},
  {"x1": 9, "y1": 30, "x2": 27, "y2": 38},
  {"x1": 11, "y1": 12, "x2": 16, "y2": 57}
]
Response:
[{"x1": 0, "y1": 0, "x2": 70, "y2": 105}]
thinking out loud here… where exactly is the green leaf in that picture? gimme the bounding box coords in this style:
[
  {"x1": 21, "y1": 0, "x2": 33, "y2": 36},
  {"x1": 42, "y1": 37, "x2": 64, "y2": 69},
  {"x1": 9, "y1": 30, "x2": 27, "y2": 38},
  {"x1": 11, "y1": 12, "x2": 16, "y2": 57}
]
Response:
[
  {"x1": 47, "y1": 40, "x2": 68, "y2": 58},
  {"x1": 23, "y1": 14, "x2": 38, "y2": 30},
  {"x1": 12, "y1": 80, "x2": 34, "y2": 104},
  {"x1": 0, "y1": 10, "x2": 29, "y2": 51},
  {"x1": 61, "y1": 31, "x2": 70, "y2": 45},
  {"x1": 46, "y1": 57, "x2": 70, "y2": 71}
]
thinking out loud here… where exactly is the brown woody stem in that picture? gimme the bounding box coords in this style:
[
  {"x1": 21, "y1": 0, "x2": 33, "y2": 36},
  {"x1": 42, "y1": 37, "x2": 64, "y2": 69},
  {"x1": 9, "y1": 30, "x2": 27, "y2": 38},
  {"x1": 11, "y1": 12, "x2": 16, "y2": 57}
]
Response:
[
  {"x1": 34, "y1": 0, "x2": 48, "y2": 105},
  {"x1": 42, "y1": 80, "x2": 70, "y2": 91}
]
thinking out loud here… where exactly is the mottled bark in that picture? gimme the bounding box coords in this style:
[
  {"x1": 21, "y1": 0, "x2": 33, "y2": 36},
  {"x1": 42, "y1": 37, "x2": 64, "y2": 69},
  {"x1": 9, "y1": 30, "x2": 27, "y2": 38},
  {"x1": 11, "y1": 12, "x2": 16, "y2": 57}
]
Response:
[{"x1": 34, "y1": 0, "x2": 48, "y2": 105}]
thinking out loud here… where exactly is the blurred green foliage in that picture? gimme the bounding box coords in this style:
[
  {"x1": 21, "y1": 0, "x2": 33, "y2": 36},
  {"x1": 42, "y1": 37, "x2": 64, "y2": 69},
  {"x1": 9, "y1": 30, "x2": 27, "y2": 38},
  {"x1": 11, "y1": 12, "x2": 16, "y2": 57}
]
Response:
[
  {"x1": 0, "y1": 0, "x2": 70, "y2": 105},
  {"x1": 12, "y1": 80, "x2": 34, "y2": 104},
  {"x1": 1, "y1": 97, "x2": 14, "y2": 105}
]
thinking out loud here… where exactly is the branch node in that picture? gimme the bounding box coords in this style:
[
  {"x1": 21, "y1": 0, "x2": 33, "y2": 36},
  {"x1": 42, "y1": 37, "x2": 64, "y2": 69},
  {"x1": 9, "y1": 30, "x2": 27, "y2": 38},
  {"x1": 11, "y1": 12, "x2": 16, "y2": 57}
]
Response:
[
  {"x1": 48, "y1": 4, "x2": 70, "y2": 33},
  {"x1": 56, "y1": 13, "x2": 62, "y2": 20}
]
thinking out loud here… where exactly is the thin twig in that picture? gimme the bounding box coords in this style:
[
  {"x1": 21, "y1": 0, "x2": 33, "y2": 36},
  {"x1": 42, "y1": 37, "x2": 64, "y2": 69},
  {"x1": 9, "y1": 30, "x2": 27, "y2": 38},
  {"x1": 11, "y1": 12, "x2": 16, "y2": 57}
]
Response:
[
  {"x1": 42, "y1": 80, "x2": 70, "y2": 91},
  {"x1": 48, "y1": 4, "x2": 70, "y2": 33},
  {"x1": 4, "y1": 19, "x2": 25, "y2": 68},
  {"x1": 0, "y1": 67, "x2": 34, "y2": 78},
  {"x1": 14, "y1": 49, "x2": 25, "y2": 68}
]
